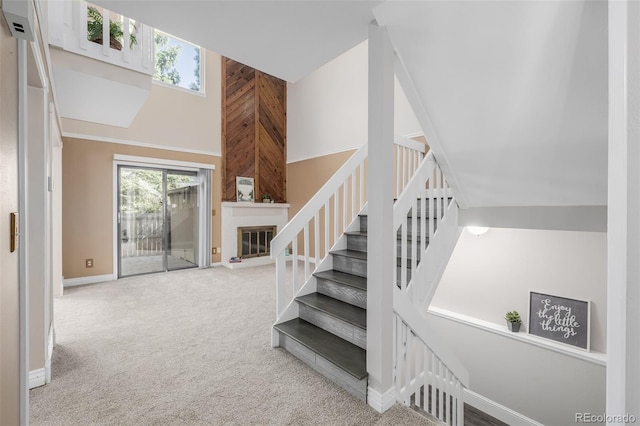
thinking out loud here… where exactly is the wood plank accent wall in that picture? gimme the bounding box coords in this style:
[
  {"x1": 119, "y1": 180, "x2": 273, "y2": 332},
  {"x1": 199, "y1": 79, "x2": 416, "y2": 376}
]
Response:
[{"x1": 222, "y1": 58, "x2": 287, "y2": 202}]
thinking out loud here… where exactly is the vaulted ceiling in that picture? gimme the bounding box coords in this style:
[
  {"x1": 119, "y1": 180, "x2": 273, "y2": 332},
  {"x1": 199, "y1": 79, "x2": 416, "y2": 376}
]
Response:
[{"x1": 91, "y1": 0, "x2": 608, "y2": 208}]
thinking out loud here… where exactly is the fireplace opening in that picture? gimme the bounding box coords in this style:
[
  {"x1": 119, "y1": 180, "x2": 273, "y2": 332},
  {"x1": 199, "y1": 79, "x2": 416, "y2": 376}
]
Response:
[{"x1": 238, "y1": 226, "x2": 276, "y2": 258}]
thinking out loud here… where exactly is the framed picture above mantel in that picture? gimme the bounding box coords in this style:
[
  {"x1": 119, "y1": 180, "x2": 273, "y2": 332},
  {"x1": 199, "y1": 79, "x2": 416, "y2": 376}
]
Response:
[
  {"x1": 528, "y1": 291, "x2": 591, "y2": 351},
  {"x1": 236, "y1": 177, "x2": 254, "y2": 203}
]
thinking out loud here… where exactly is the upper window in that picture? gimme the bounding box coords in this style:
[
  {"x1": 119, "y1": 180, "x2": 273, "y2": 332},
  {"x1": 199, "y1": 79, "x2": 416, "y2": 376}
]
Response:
[{"x1": 154, "y1": 30, "x2": 203, "y2": 93}]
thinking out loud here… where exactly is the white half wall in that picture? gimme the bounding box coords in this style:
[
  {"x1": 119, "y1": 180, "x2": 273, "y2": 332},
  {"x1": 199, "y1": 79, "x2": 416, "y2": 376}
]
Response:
[
  {"x1": 432, "y1": 228, "x2": 607, "y2": 352},
  {"x1": 427, "y1": 312, "x2": 606, "y2": 425},
  {"x1": 287, "y1": 41, "x2": 421, "y2": 163}
]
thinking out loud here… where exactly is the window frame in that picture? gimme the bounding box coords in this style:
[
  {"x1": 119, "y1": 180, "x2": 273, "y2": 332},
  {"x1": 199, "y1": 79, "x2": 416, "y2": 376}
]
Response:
[{"x1": 152, "y1": 29, "x2": 205, "y2": 95}]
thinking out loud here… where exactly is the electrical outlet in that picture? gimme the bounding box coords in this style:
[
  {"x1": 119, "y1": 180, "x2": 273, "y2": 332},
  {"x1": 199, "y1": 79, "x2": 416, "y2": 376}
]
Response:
[
  {"x1": 212, "y1": 209, "x2": 216, "y2": 216},
  {"x1": 212, "y1": 248, "x2": 218, "y2": 255},
  {"x1": 86, "y1": 258, "x2": 94, "y2": 268}
]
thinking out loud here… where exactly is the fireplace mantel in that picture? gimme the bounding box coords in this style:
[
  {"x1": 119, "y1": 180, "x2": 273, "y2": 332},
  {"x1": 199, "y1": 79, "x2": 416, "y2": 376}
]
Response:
[{"x1": 221, "y1": 202, "x2": 290, "y2": 269}]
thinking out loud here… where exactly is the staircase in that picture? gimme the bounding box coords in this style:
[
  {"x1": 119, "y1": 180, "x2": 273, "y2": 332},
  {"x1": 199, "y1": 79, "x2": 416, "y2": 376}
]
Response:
[
  {"x1": 273, "y1": 203, "x2": 434, "y2": 401},
  {"x1": 271, "y1": 140, "x2": 467, "y2": 424},
  {"x1": 274, "y1": 213, "x2": 369, "y2": 401}
]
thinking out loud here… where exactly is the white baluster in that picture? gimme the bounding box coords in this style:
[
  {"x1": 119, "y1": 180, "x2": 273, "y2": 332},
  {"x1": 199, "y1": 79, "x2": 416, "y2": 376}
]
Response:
[
  {"x1": 430, "y1": 350, "x2": 436, "y2": 417},
  {"x1": 102, "y1": 9, "x2": 110, "y2": 56},
  {"x1": 443, "y1": 367, "x2": 449, "y2": 424},
  {"x1": 438, "y1": 359, "x2": 444, "y2": 421},
  {"x1": 314, "y1": 212, "x2": 320, "y2": 266},
  {"x1": 303, "y1": 223, "x2": 310, "y2": 280},
  {"x1": 404, "y1": 326, "x2": 411, "y2": 405},
  {"x1": 351, "y1": 171, "x2": 356, "y2": 219},
  {"x1": 342, "y1": 183, "x2": 347, "y2": 233},
  {"x1": 411, "y1": 197, "x2": 417, "y2": 276},
  {"x1": 292, "y1": 237, "x2": 298, "y2": 292},
  {"x1": 123, "y1": 17, "x2": 131, "y2": 62},
  {"x1": 360, "y1": 161, "x2": 365, "y2": 209},
  {"x1": 324, "y1": 201, "x2": 330, "y2": 256},
  {"x1": 401, "y1": 216, "x2": 408, "y2": 290},
  {"x1": 275, "y1": 251, "x2": 286, "y2": 316},
  {"x1": 333, "y1": 191, "x2": 339, "y2": 243},
  {"x1": 415, "y1": 338, "x2": 422, "y2": 409},
  {"x1": 79, "y1": 1, "x2": 88, "y2": 50},
  {"x1": 423, "y1": 344, "x2": 429, "y2": 412},
  {"x1": 420, "y1": 190, "x2": 427, "y2": 254}
]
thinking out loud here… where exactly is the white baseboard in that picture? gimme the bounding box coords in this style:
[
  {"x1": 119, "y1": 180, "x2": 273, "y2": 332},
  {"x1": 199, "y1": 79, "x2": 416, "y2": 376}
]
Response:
[
  {"x1": 29, "y1": 368, "x2": 45, "y2": 389},
  {"x1": 368, "y1": 386, "x2": 396, "y2": 413},
  {"x1": 63, "y1": 273, "x2": 116, "y2": 288},
  {"x1": 464, "y1": 389, "x2": 543, "y2": 426}
]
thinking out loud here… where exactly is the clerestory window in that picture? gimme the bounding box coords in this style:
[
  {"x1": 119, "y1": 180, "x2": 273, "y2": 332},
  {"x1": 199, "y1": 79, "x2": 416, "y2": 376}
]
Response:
[{"x1": 153, "y1": 30, "x2": 203, "y2": 94}]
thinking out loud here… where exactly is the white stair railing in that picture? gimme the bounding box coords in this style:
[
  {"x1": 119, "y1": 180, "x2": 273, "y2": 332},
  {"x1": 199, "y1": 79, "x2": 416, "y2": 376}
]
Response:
[
  {"x1": 394, "y1": 136, "x2": 427, "y2": 198},
  {"x1": 271, "y1": 138, "x2": 427, "y2": 326},
  {"x1": 395, "y1": 289, "x2": 468, "y2": 425},
  {"x1": 392, "y1": 150, "x2": 467, "y2": 425},
  {"x1": 271, "y1": 144, "x2": 368, "y2": 322},
  {"x1": 394, "y1": 151, "x2": 451, "y2": 292}
]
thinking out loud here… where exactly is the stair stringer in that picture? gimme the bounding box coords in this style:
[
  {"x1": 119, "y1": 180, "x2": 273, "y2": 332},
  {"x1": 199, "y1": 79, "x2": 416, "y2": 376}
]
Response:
[
  {"x1": 407, "y1": 199, "x2": 462, "y2": 309},
  {"x1": 271, "y1": 206, "x2": 367, "y2": 347}
]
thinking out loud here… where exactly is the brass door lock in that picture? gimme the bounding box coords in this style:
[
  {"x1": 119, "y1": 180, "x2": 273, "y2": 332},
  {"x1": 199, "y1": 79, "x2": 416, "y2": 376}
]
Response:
[{"x1": 10, "y1": 212, "x2": 19, "y2": 253}]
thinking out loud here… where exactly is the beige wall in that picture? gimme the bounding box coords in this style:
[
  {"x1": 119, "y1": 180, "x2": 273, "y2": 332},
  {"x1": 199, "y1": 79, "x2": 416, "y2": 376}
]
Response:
[
  {"x1": 62, "y1": 138, "x2": 223, "y2": 279},
  {"x1": 287, "y1": 149, "x2": 356, "y2": 221},
  {"x1": 61, "y1": 50, "x2": 222, "y2": 155},
  {"x1": 0, "y1": 14, "x2": 20, "y2": 425}
]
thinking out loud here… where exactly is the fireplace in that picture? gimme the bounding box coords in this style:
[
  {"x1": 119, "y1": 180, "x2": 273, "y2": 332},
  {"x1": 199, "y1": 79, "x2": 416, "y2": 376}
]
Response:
[
  {"x1": 238, "y1": 226, "x2": 276, "y2": 258},
  {"x1": 221, "y1": 202, "x2": 289, "y2": 269}
]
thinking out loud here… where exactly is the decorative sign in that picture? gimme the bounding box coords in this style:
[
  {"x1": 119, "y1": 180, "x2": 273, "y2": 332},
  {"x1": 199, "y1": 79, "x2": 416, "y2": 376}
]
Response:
[
  {"x1": 528, "y1": 291, "x2": 590, "y2": 351},
  {"x1": 236, "y1": 177, "x2": 254, "y2": 202}
]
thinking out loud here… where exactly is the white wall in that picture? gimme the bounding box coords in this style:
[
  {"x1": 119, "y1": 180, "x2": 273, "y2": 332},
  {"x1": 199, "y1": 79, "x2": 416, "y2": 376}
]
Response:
[
  {"x1": 429, "y1": 228, "x2": 607, "y2": 423},
  {"x1": 287, "y1": 41, "x2": 421, "y2": 163},
  {"x1": 428, "y1": 313, "x2": 606, "y2": 425},
  {"x1": 432, "y1": 228, "x2": 607, "y2": 352}
]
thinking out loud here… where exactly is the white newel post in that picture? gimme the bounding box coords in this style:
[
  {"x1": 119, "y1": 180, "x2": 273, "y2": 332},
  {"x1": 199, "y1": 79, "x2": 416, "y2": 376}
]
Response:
[
  {"x1": 367, "y1": 21, "x2": 395, "y2": 412},
  {"x1": 608, "y1": 1, "x2": 640, "y2": 423}
]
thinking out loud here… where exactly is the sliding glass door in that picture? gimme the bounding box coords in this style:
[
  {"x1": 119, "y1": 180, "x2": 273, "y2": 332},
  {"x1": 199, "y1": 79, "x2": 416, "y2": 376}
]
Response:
[{"x1": 118, "y1": 166, "x2": 199, "y2": 278}]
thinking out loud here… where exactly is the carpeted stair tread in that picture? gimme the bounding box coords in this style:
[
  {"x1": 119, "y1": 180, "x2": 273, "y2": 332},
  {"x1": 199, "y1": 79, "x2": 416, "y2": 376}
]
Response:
[
  {"x1": 296, "y1": 293, "x2": 366, "y2": 329},
  {"x1": 330, "y1": 249, "x2": 367, "y2": 260},
  {"x1": 314, "y1": 270, "x2": 367, "y2": 291},
  {"x1": 274, "y1": 318, "x2": 367, "y2": 380}
]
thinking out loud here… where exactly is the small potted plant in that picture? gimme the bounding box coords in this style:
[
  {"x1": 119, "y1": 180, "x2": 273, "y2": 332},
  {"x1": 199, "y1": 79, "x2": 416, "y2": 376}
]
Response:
[
  {"x1": 262, "y1": 193, "x2": 272, "y2": 203},
  {"x1": 505, "y1": 310, "x2": 522, "y2": 332}
]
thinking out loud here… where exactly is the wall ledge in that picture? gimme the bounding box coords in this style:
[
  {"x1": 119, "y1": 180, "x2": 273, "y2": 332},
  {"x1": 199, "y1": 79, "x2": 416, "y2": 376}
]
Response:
[
  {"x1": 428, "y1": 307, "x2": 606, "y2": 366},
  {"x1": 464, "y1": 389, "x2": 543, "y2": 426}
]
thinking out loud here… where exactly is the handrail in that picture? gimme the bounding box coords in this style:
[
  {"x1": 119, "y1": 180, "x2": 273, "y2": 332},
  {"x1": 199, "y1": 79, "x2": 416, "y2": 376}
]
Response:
[
  {"x1": 395, "y1": 135, "x2": 427, "y2": 153},
  {"x1": 271, "y1": 138, "x2": 428, "y2": 326},
  {"x1": 271, "y1": 144, "x2": 368, "y2": 257}
]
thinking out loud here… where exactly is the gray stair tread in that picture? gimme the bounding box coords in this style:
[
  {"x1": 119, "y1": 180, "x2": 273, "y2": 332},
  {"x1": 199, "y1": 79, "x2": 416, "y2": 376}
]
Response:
[
  {"x1": 330, "y1": 249, "x2": 367, "y2": 260},
  {"x1": 275, "y1": 318, "x2": 367, "y2": 380},
  {"x1": 345, "y1": 231, "x2": 367, "y2": 237},
  {"x1": 297, "y1": 293, "x2": 366, "y2": 329},
  {"x1": 314, "y1": 270, "x2": 367, "y2": 291},
  {"x1": 396, "y1": 232, "x2": 427, "y2": 242}
]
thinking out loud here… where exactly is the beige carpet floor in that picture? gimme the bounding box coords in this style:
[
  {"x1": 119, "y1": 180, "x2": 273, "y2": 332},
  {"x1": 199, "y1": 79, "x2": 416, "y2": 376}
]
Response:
[{"x1": 30, "y1": 265, "x2": 432, "y2": 425}]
